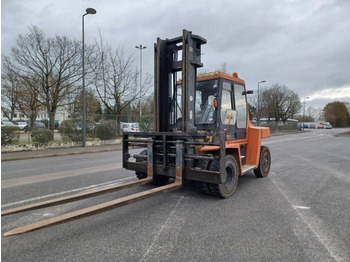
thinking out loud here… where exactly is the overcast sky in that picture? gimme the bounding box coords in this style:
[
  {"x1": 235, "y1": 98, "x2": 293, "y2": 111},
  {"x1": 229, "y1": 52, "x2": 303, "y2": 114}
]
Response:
[{"x1": 2, "y1": 0, "x2": 350, "y2": 110}]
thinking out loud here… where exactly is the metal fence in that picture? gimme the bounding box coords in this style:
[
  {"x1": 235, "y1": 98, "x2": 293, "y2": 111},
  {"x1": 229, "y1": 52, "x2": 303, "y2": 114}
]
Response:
[
  {"x1": 259, "y1": 120, "x2": 300, "y2": 132},
  {"x1": 9, "y1": 114, "x2": 301, "y2": 144},
  {"x1": 7, "y1": 114, "x2": 155, "y2": 144}
]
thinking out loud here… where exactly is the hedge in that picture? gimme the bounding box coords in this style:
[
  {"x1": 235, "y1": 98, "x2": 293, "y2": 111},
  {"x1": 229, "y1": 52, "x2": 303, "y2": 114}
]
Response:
[
  {"x1": 31, "y1": 129, "x2": 54, "y2": 144},
  {"x1": 58, "y1": 118, "x2": 96, "y2": 142},
  {"x1": 1, "y1": 126, "x2": 19, "y2": 144},
  {"x1": 95, "y1": 120, "x2": 117, "y2": 140}
]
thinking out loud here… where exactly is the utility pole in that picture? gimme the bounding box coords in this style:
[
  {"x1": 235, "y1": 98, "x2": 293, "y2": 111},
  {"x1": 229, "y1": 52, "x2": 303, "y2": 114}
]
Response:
[
  {"x1": 135, "y1": 45, "x2": 146, "y2": 117},
  {"x1": 302, "y1": 97, "x2": 309, "y2": 131},
  {"x1": 257, "y1": 80, "x2": 266, "y2": 126},
  {"x1": 82, "y1": 7, "x2": 96, "y2": 147}
]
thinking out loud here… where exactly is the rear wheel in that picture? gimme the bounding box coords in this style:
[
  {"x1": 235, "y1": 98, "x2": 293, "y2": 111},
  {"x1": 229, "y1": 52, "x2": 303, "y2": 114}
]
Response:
[
  {"x1": 135, "y1": 150, "x2": 147, "y2": 180},
  {"x1": 208, "y1": 155, "x2": 239, "y2": 199},
  {"x1": 153, "y1": 175, "x2": 170, "y2": 185},
  {"x1": 254, "y1": 146, "x2": 271, "y2": 178}
]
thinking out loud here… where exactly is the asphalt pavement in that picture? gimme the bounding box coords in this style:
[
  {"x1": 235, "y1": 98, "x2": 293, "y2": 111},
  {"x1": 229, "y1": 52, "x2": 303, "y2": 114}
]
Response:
[{"x1": 1, "y1": 128, "x2": 350, "y2": 261}]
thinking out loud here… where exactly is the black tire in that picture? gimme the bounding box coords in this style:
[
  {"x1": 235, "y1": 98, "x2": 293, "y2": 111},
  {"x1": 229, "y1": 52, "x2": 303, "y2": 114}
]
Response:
[
  {"x1": 153, "y1": 175, "x2": 170, "y2": 185},
  {"x1": 135, "y1": 150, "x2": 147, "y2": 180},
  {"x1": 254, "y1": 146, "x2": 271, "y2": 178},
  {"x1": 208, "y1": 155, "x2": 239, "y2": 199},
  {"x1": 135, "y1": 149, "x2": 170, "y2": 185},
  {"x1": 194, "y1": 160, "x2": 213, "y2": 196}
]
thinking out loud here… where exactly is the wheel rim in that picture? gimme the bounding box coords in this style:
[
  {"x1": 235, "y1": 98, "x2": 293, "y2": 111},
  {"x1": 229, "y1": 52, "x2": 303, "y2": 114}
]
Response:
[{"x1": 262, "y1": 151, "x2": 270, "y2": 172}]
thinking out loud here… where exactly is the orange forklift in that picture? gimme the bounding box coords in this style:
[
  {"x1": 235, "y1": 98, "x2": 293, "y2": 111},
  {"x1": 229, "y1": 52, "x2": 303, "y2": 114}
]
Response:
[
  {"x1": 123, "y1": 29, "x2": 271, "y2": 198},
  {"x1": 2, "y1": 30, "x2": 271, "y2": 236}
]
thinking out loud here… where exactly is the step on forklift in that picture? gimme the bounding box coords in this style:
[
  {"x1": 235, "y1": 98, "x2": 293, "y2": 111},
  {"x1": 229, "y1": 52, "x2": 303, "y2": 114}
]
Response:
[{"x1": 2, "y1": 30, "x2": 271, "y2": 236}]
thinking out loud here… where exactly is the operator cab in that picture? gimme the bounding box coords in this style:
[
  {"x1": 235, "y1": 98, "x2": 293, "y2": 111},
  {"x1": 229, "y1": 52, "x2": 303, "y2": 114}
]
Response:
[{"x1": 175, "y1": 72, "x2": 249, "y2": 140}]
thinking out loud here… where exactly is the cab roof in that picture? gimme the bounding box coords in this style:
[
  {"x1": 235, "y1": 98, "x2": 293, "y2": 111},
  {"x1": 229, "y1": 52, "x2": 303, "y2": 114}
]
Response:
[
  {"x1": 177, "y1": 71, "x2": 246, "y2": 85},
  {"x1": 197, "y1": 71, "x2": 245, "y2": 85}
]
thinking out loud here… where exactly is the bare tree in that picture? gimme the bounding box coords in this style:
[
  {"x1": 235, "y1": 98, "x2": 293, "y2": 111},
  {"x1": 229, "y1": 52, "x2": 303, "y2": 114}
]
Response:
[
  {"x1": 218, "y1": 62, "x2": 228, "y2": 73},
  {"x1": 306, "y1": 106, "x2": 317, "y2": 121},
  {"x1": 16, "y1": 75, "x2": 42, "y2": 128},
  {"x1": 260, "y1": 84, "x2": 301, "y2": 122},
  {"x1": 8, "y1": 26, "x2": 90, "y2": 130},
  {"x1": 1, "y1": 57, "x2": 20, "y2": 121},
  {"x1": 92, "y1": 37, "x2": 151, "y2": 117},
  {"x1": 2, "y1": 55, "x2": 43, "y2": 127}
]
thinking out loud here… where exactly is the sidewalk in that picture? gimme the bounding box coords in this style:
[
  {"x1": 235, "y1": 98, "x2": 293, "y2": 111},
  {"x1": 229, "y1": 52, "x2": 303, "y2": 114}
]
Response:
[{"x1": 1, "y1": 144, "x2": 122, "y2": 162}]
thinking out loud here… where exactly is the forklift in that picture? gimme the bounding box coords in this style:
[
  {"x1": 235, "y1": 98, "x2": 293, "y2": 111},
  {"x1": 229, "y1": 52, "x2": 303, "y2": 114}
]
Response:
[
  {"x1": 123, "y1": 29, "x2": 271, "y2": 198},
  {"x1": 2, "y1": 30, "x2": 271, "y2": 236}
]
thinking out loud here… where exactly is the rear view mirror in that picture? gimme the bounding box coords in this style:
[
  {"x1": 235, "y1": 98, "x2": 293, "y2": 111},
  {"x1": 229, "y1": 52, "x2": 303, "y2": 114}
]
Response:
[
  {"x1": 243, "y1": 90, "x2": 253, "y2": 95},
  {"x1": 224, "y1": 109, "x2": 237, "y2": 125}
]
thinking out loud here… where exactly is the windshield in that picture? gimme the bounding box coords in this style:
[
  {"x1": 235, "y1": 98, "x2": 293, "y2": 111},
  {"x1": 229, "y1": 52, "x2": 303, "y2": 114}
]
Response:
[{"x1": 195, "y1": 80, "x2": 218, "y2": 124}]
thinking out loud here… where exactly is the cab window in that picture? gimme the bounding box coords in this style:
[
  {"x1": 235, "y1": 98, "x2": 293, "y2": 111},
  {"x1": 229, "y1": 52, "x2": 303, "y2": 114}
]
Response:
[
  {"x1": 221, "y1": 82, "x2": 233, "y2": 125},
  {"x1": 234, "y1": 84, "x2": 247, "y2": 129}
]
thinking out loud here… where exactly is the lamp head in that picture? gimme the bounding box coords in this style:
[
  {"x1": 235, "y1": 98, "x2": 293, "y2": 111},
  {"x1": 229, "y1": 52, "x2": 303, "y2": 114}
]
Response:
[{"x1": 86, "y1": 8, "x2": 97, "y2": 15}]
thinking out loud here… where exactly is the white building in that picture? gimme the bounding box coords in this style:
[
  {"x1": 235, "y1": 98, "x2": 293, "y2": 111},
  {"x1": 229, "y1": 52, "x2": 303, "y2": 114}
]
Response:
[{"x1": 1, "y1": 108, "x2": 71, "y2": 124}]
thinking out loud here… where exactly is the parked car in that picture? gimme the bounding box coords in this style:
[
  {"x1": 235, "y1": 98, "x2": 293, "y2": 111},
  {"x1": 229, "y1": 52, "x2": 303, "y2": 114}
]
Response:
[
  {"x1": 24, "y1": 122, "x2": 46, "y2": 132},
  {"x1": 1, "y1": 121, "x2": 17, "y2": 128},
  {"x1": 44, "y1": 121, "x2": 60, "y2": 129},
  {"x1": 120, "y1": 122, "x2": 140, "y2": 135},
  {"x1": 15, "y1": 121, "x2": 28, "y2": 131},
  {"x1": 309, "y1": 123, "x2": 316, "y2": 129},
  {"x1": 324, "y1": 123, "x2": 332, "y2": 129}
]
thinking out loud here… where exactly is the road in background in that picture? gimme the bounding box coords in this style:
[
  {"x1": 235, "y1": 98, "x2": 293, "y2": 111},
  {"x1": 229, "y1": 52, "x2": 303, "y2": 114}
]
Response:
[{"x1": 2, "y1": 128, "x2": 349, "y2": 261}]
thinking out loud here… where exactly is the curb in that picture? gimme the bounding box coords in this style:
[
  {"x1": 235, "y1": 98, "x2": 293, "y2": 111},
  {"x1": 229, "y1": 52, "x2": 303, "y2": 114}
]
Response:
[{"x1": 1, "y1": 148, "x2": 121, "y2": 162}]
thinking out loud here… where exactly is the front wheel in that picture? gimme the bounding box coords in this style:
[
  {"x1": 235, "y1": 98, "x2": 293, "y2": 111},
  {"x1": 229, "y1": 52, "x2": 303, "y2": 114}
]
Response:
[
  {"x1": 254, "y1": 146, "x2": 271, "y2": 178},
  {"x1": 208, "y1": 155, "x2": 239, "y2": 199},
  {"x1": 134, "y1": 149, "x2": 170, "y2": 185}
]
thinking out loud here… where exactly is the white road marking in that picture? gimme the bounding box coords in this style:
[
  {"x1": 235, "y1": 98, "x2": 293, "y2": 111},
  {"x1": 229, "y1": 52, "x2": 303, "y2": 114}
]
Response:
[
  {"x1": 1, "y1": 177, "x2": 134, "y2": 208},
  {"x1": 141, "y1": 194, "x2": 187, "y2": 262},
  {"x1": 264, "y1": 135, "x2": 320, "y2": 145},
  {"x1": 42, "y1": 213, "x2": 55, "y2": 217},
  {"x1": 293, "y1": 205, "x2": 310, "y2": 210},
  {"x1": 2, "y1": 163, "x2": 122, "y2": 188},
  {"x1": 264, "y1": 133, "x2": 336, "y2": 145},
  {"x1": 271, "y1": 178, "x2": 348, "y2": 262}
]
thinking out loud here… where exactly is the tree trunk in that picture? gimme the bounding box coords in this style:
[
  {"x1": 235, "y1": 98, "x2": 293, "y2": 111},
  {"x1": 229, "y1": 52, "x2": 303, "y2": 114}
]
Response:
[
  {"x1": 49, "y1": 111, "x2": 55, "y2": 131},
  {"x1": 29, "y1": 114, "x2": 36, "y2": 132}
]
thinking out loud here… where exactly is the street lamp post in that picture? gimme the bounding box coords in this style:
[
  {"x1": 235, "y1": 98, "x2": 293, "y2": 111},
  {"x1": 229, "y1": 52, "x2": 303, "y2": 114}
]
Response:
[
  {"x1": 82, "y1": 8, "x2": 96, "y2": 147},
  {"x1": 135, "y1": 45, "x2": 146, "y2": 117},
  {"x1": 302, "y1": 97, "x2": 309, "y2": 131},
  {"x1": 257, "y1": 80, "x2": 266, "y2": 126}
]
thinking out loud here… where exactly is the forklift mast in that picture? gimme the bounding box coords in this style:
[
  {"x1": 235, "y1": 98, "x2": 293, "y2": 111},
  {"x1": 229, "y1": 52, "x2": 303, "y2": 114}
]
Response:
[{"x1": 154, "y1": 29, "x2": 207, "y2": 133}]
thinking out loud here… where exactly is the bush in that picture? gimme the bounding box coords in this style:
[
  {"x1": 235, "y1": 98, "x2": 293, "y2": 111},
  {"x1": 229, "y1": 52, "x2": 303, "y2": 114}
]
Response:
[
  {"x1": 95, "y1": 120, "x2": 117, "y2": 140},
  {"x1": 1, "y1": 126, "x2": 19, "y2": 144},
  {"x1": 58, "y1": 118, "x2": 95, "y2": 142},
  {"x1": 59, "y1": 119, "x2": 82, "y2": 142},
  {"x1": 31, "y1": 129, "x2": 54, "y2": 144}
]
